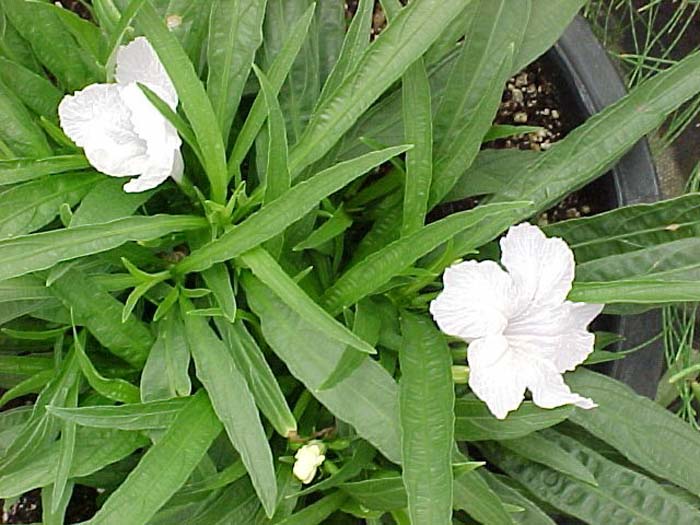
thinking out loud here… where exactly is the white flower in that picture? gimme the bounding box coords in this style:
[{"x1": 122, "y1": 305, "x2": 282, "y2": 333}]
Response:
[
  {"x1": 292, "y1": 442, "x2": 326, "y2": 484},
  {"x1": 58, "y1": 37, "x2": 182, "y2": 193},
  {"x1": 430, "y1": 223, "x2": 603, "y2": 420}
]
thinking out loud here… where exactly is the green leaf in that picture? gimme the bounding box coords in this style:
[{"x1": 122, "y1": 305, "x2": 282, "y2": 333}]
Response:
[
  {"x1": 0, "y1": 172, "x2": 100, "y2": 239},
  {"x1": 74, "y1": 331, "x2": 141, "y2": 404},
  {"x1": 316, "y1": 0, "x2": 372, "y2": 105},
  {"x1": 0, "y1": 155, "x2": 90, "y2": 186},
  {"x1": 567, "y1": 368, "x2": 700, "y2": 496},
  {"x1": 202, "y1": 263, "x2": 236, "y2": 322},
  {"x1": 0, "y1": 406, "x2": 32, "y2": 455},
  {"x1": 341, "y1": 475, "x2": 407, "y2": 511},
  {"x1": 454, "y1": 395, "x2": 573, "y2": 441},
  {"x1": 3, "y1": 0, "x2": 98, "y2": 90},
  {"x1": 0, "y1": 426, "x2": 148, "y2": 499},
  {"x1": 544, "y1": 194, "x2": 700, "y2": 263},
  {"x1": 263, "y1": 0, "x2": 320, "y2": 146},
  {"x1": 452, "y1": 469, "x2": 513, "y2": 525},
  {"x1": 206, "y1": 0, "x2": 266, "y2": 146},
  {"x1": 255, "y1": 64, "x2": 290, "y2": 207},
  {"x1": 429, "y1": 0, "x2": 527, "y2": 205},
  {"x1": 215, "y1": 318, "x2": 296, "y2": 438},
  {"x1": 570, "y1": 279, "x2": 700, "y2": 305},
  {"x1": 0, "y1": 77, "x2": 51, "y2": 158},
  {"x1": 70, "y1": 177, "x2": 154, "y2": 227},
  {"x1": 443, "y1": 149, "x2": 540, "y2": 203},
  {"x1": 293, "y1": 206, "x2": 353, "y2": 252},
  {"x1": 245, "y1": 274, "x2": 401, "y2": 464},
  {"x1": 498, "y1": 431, "x2": 598, "y2": 486},
  {"x1": 137, "y1": 1, "x2": 228, "y2": 203},
  {"x1": 399, "y1": 311, "x2": 454, "y2": 525},
  {"x1": 178, "y1": 146, "x2": 409, "y2": 275},
  {"x1": 464, "y1": 48, "x2": 700, "y2": 257},
  {"x1": 51, "y1": 268, "x2": 154, "y2": 368},
  {"x1": 47, "y1": 398, "x2": 187, "y2": 431},
  {"x1": 181, "y1": 298, "x2": 278, "y2": 517},
  {"x1": 228, "y1": 3, "x2": 315, "y2": 176},
  {"x1": 0, "y1": 57, "x2": 63, "y2": 120},
  {"x1": 481, "y1": 429, "x2": 700, "y2": 525},
  {"x1": 273, "y1": 491, "x2": 347, "y2": 525},
  {"x1": 0, "y1": 6, "x2": 42, "y2": 74},
  {"x1": 575, "y1": 236, "x2": 700, "y2": 284},
  {"x1": 513, "y1": 0, "x2": 586, "y2": 72},
  {"x1": 0, "y1": 351, "x2": 79, "y2": 472},
  {"x1": 288, "y1": 0, "x2": 471, "y2": 175},
  {"x1": 84, "y1": 391, "x2": 222, "y2": 525},
  {"x1": 322, "y1": 201, "x2": 530, "y2": 315},
  {"x1": 50, "y1": 377, "x2": 79, "y2": 513},
  {"x1": 483, "y1": 124, "x2": 544, "y2": 143},
  {"x1": 0, "y1": 214, "x2": 206, "y2": 282},
  {"x1": 481, "y1": 471, "x2": 556, "y2": 525},
  {"x1": 241, "y1": 247, "x2": 375, "y2": 355},
  {"x1": 401, "y1": 57, "x2": 433, "y2": 236},
  {"x1": 0, "y1": 369, "x2": 54, "y2": 408},
  {"x1": 318, "y1": 297, "x2": 382, "y2": 390}
]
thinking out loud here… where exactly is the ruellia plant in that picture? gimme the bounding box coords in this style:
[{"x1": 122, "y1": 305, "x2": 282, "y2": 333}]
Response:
[{"x1": 3, "y1": 1, "x2": 700, "y2": 524}]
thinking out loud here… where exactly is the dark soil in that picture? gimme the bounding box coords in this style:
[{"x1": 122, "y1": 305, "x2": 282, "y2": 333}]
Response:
[
  {"x1": 430, "y1": 55, "x2": 605, "y2": 223},
  {"x1": 2, "y1": 487, "x2": 98, "y2": 525},
  {"x1": 58, "y1": 0, "x2": 92, "y2": 20}
]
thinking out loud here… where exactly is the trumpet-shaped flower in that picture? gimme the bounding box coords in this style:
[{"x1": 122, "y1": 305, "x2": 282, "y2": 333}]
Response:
[
  {"x1": 58, "y1": 37, "x2": 182, "y2": 193},
  {"x1": 430, "y1": 223, "x2": 603, "y2": 419},
  {"x1": 292, "y1": 442, "x2": 326, "y2": 484}
]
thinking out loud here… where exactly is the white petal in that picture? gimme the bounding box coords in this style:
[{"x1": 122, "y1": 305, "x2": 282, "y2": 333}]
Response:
[
  {"x1": 505, "y1": 301, "x2": 603, "y2": 373},
  {"x1": 500, "y1": 223, "x2": 574, "y2": 312},
  {"x1": 118, "y1": 83, "x2": 182, "y2": 192},
  {"x1": 467, "y1": 335, "x2": 528, "y2": 419},
  {"x1": 430, "y1": 260, "x2": 515, "y2": 342},
  {"x1": 116, "y1": 37, "x2": 177, "y2": 108},
  {"x1": 58, "y1": 84, "x2": 149, "y2": 177},
  {"x1": 524, "y1": 358, "x2": 596, "y2": 411}
]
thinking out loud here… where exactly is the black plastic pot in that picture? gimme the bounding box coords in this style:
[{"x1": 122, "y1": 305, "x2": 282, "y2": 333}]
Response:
[{"x1": 546, "y1": 16, "x2": 664, "y2": 400}]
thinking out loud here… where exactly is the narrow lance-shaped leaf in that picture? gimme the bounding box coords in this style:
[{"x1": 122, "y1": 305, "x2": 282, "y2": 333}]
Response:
[
  {"x1": 227, "y1": 3, "x2": 315, "y2": 178},
  {"x1": 244, "y1": 274, "x2": 402, "y2": 464},
  {"x1": 0, "y1": 172, "x2": 100, "y2": 239},
  {"x1": 456, "y1": 48, "x2": 700, "y2": 257},
  {"x1": 0, "y1": 214, "x2": 206, "y2": 282},
  {"x1": 401, "y1": 57, "x2": 433, "y2": 236},
  {"x1": 84, "y1": 391, "x2": 223, "y2": 525},
  {"x1": 0, "y1": 155, "x2": 89, "y2": 186},
  {"x1": 288, "y1": 0, "x2": 471, "y2": 176},
  {"x1": 399, "y1": 311, "x2": 454, "y2": 525},
  {"x1": 0, "y1": 57, "x2": 63, "y2": 120},
  {"x1": 240, "y1": 247, "x2": 376, "y2": 355},
  {"x1": 480, "y1": 429, "x2": 700, "y2": 525},
  {"x1": 50, "y1": 377, "x2": 79, "y2": 514},
  {"x1": 137, "y1": 0, "x2": 228, "y2": 203},
  {"x1": 567, "y1": 368, "x2": 700, "y2": 496},
  {"x1": 206, "y1": 0, "x2": 267, "y2": 146},
  {"x1": 51, "y1": 268, "x2": 154, "y2": 368},
  {"x1": 177, "y1": 146, "x2": 410, "y2": 275},
  {"x1": 323, "y1": 201, "x2": 530, "y2": 315},
  {"x1": 0, "y1": 77, "x2": 51, "y2": 158},
  {"x1": 454, "y1": 395, "x2": 573, "y2": 441},
  {"x1": 543, "y1": 193, "x2": 700, "y2": 263},
  {"x1": 47, "y1": 398, "x2": 188, "y2": 431},
  {"x1": 215, "y1": 318, "x2": 296, "y2": 438},
  {"x1": 73, "y1": 330, "x2": 141, "y2": 404},
  {"x1": 181, "y1": 297, "x2": 278, "y2": 517},
  {"x1": 255, "y1": 64, "x2": 290, "y2": 206},
  {"x1": 316, "y1": 0, "x2": 373, "y2": 106},
  {"x1": 497, "y1": 431, "x2": 598, "y2": 486},
  {"x1": 318, "y1": 297, "x2": 382, "y2": 390}
]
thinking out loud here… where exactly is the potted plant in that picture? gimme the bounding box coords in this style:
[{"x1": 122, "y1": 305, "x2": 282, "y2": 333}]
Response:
[{"x1": 1, "y1": 1, "x2": 700, "y2": 524}]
